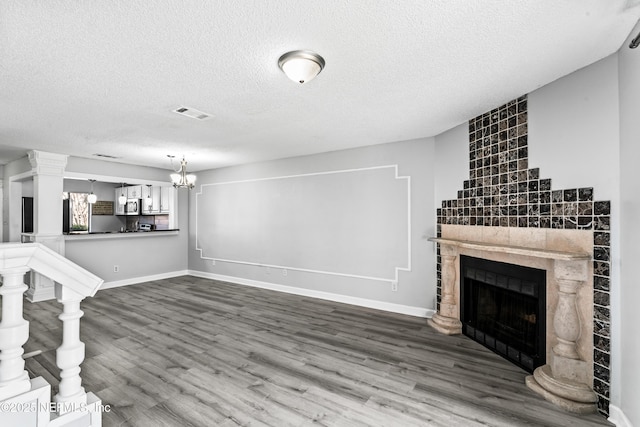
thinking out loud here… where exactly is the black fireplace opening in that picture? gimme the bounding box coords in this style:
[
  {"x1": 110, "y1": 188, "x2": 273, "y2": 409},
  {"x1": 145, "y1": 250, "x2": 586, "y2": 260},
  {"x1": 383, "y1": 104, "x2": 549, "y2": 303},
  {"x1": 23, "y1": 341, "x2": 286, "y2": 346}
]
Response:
[{"x1": 460, "y1": 256, "x2": 546, "y2": 373}]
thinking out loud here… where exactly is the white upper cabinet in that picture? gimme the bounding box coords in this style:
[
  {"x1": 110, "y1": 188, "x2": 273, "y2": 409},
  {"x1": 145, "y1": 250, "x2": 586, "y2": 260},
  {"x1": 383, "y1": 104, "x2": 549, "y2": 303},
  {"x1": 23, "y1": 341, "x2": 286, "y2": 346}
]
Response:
[{"x1": 127, "y1": 185, "x2": 142, "y2": 199}]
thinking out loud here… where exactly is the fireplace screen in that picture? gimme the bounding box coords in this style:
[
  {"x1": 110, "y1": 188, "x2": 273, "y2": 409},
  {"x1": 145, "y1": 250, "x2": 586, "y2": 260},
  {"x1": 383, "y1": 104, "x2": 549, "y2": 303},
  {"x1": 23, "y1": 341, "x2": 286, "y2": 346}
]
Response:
[{"x1": 460, "y1": 256, "x2": 546, "y2": 373}]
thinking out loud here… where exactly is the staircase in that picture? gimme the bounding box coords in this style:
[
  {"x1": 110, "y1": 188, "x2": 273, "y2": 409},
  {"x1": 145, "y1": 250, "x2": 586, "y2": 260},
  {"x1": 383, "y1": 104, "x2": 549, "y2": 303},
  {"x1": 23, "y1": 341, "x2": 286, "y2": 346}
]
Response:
[{"x1": 0, "y1": 243, "x2": 103, "y2": 427}]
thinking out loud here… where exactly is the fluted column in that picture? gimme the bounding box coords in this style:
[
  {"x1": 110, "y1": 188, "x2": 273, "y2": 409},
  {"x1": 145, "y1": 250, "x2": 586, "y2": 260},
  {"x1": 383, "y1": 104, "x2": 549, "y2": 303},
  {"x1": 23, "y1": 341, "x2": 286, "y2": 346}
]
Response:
[
  {"x1": 428, "y1": 245, "x2": 462, "y2": 335},
  {"x1": 0, "y1": 267, "x2": 32, "y2": 400},
  {"x1": 53, "y1": 285, "x2": 87, "y2": 413}
]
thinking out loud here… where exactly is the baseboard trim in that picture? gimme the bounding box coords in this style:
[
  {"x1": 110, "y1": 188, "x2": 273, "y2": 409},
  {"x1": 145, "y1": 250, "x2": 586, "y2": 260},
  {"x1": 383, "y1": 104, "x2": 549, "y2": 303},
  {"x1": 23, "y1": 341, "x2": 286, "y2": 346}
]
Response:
[
  {"x1": 100, "y1": 270, "x2": 190, "y2": 290},
  {"x1": 608, "y1": 404, "x2": 632, "y2": 427},
  {"x1": 189, "y1": 270, "x2": 434, "y2": 318}
]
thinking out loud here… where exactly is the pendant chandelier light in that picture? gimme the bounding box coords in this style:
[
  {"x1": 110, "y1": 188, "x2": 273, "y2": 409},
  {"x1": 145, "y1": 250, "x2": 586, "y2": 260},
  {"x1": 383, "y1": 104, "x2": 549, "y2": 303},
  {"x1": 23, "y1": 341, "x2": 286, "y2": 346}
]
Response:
[
  {"x1": 118, "y1": 183, "x2": 127, "y2": 205},
  {"x1": 87, "y1": 179, "x2": 97, "y2": 204},
  {"x1": 168, "y1": 155, "x2": 196, "y2": 189},
  {"x1": 278, "y1": 50, "x2": 325, "y2": 84},
  {"x1": 145, "y1": 185, "x2": 153, "y2": 207}
]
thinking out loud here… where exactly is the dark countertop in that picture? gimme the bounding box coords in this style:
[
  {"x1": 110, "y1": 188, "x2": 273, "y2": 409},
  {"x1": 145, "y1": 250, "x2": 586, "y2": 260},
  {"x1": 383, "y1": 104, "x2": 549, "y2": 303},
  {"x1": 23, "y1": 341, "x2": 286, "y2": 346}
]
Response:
[{"x1": 65, "y1": 229, "x2": 180, "y2": 240}]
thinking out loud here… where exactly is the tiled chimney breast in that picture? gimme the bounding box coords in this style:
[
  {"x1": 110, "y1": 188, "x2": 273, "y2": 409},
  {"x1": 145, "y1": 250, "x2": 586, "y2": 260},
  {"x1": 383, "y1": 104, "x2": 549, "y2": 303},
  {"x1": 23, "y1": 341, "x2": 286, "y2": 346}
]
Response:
[{"x1": 435, "y1": 95, "x2": 611, "y2": 416}]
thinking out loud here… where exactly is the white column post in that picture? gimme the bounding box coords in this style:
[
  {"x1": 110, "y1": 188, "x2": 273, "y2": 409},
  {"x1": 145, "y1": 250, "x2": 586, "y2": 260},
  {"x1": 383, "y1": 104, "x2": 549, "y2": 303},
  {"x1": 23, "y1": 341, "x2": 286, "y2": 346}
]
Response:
[
  {"x1": 26, "y1": 150, "x2": 68, "y2": 302},
  {"x1": 0, "y1": 267, "x2": 32, "y2": 400},
  {"x1": 53, "y1": 284, "x2": 87, "y2": 413}
]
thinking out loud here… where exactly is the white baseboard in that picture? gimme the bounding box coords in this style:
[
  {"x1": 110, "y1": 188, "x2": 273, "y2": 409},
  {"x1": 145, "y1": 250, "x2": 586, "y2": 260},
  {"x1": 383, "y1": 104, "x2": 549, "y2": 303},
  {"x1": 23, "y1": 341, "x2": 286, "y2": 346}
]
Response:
[
  {"x1": 608, "y1": 405, "x2": 633, "y2": 427},
  {"x1": 100, "y1": 270, "x2": 190, "y2": 290},
  {"x1": 189, "y1": 270, "x2": 434, "y2": 318}
]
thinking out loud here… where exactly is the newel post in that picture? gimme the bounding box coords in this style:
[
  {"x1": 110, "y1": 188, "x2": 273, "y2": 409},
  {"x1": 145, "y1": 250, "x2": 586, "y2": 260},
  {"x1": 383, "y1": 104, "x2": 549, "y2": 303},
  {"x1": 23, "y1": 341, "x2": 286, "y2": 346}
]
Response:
[
  {"x1": 0, "y1": 267, "x2": 32, "y2": 400},
  {"x1": 53, "y1": 284, "x2": 88, "y2": 413}
]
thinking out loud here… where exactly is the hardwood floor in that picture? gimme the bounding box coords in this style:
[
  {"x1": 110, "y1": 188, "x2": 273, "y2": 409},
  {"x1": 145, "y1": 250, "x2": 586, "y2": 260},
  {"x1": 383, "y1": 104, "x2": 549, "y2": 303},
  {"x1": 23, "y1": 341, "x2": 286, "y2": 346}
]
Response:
[{"x1": 22, "y1": 276, "x2": 611, "y2": 426}]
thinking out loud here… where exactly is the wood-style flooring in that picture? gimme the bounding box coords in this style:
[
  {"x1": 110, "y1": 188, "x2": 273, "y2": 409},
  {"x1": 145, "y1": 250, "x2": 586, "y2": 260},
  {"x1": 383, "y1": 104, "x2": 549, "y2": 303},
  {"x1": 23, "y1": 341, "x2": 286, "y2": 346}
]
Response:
[{"x1": 21, "y1": 276, "x2": 611, "y2": 426}]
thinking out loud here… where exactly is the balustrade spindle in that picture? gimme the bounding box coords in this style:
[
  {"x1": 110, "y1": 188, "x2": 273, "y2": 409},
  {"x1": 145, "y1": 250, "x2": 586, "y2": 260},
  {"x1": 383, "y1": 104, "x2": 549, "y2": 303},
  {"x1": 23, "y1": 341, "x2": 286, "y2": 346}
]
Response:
[
  {"x1": 53, "y1": 287, "x2": 87, "y2": 413},
  {"x1": 0, "y1": 267, "x2": 32, "y2": 400}
]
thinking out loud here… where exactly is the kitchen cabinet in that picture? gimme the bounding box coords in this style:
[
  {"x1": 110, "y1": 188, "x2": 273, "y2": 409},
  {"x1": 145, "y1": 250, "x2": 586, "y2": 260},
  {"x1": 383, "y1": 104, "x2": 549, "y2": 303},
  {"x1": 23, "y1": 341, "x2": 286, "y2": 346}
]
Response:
[
  {"x1": 160, "y1": 186, "x2": 172, "y2": 213},
  {"x1": 142, "y1": 186, "x2": 161, "y2": 214},
  {"x1": 127, "y1": 185, "x2": 142, "y2": 199}
]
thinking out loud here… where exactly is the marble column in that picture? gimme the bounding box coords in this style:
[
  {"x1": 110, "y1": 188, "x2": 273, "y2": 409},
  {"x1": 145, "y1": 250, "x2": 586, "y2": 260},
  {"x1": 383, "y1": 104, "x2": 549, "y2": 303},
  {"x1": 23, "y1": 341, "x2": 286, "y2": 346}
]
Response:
[
  {"x1": 428, "y1": 244, "x2": 462, "y2": 335},
  {"x1": 26, "y1": 150, "x2": 68, "y2": 302},
  {"x1": 526, "y1": 259, "x2": 597, "y2": 413}
]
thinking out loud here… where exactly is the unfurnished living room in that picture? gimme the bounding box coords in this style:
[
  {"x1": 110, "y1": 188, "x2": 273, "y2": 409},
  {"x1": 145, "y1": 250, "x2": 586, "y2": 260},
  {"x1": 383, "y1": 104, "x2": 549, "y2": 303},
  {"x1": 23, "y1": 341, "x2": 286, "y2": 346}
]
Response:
[{"x1": 1, "y1": 1, "x2": 639, "y2": 426}]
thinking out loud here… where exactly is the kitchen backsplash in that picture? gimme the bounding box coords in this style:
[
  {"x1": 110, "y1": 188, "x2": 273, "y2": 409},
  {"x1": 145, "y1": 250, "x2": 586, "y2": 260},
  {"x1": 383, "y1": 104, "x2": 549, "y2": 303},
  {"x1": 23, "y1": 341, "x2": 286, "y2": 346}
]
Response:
[{"x1": 435, "y1": 95, "x2": 612, "y2": 416}]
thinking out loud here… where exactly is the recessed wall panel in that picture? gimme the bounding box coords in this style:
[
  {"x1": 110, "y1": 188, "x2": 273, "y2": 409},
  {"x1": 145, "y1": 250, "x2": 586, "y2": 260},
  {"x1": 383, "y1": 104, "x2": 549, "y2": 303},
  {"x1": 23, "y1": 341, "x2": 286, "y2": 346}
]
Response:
[{"x1": 196, "y1": 166, "x2": 410, "y2": 281}]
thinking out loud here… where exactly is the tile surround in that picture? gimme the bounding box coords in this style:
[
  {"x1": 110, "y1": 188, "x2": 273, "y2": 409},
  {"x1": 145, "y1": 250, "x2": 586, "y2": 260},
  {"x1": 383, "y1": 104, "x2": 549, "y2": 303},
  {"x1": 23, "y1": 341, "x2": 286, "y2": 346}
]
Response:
[{"x1": 435, "y1": 95, "x2": 611, "y2": 416}]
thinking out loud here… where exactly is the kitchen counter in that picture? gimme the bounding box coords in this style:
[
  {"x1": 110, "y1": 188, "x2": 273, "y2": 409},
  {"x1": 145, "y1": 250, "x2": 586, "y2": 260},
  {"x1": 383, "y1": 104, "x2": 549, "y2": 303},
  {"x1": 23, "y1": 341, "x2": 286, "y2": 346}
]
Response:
[{"x1": 64, "y1": 229, "x2": 179, "y2": 240}]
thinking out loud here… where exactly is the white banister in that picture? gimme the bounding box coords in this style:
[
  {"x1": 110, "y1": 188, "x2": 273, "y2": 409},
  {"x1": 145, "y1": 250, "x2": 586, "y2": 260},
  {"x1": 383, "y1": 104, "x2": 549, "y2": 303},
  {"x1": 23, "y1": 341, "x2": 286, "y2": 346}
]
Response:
[
  {"x1": 54, "y1": 287, "x2": 87, "y2": 412},
  {"x1": 0, "y1": 243, "x2": 103, "y2": 427},
  {"x1": 0, "y1": 267, "x2": 31, "y2": 400}
]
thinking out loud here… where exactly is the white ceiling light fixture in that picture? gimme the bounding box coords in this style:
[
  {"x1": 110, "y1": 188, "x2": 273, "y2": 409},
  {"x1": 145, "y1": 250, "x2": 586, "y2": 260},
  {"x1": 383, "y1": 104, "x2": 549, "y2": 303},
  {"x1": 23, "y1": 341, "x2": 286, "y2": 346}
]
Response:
[
  {"x1": 278, "y1": 50, "x2": 325, "y2": 84},
  {"x1": 168, "y1": 155, "x2": 196, "y2": 189},
  {"x1": 118, "y1": 183, "x2": 127, "y2": 205},
  {"x1": 145, "y1": 185, "x2": 153, "y2": 207},
  {"x1": 87, "y1": 179, "x2": 97, "y2": 204}
]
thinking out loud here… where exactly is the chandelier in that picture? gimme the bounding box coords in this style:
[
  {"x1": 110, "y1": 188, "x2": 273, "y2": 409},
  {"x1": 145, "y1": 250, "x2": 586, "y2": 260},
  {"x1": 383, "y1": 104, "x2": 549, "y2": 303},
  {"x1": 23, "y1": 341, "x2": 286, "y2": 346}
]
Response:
[{"x1": 168, "y1": 155, "x2": 196, "y2": 189}]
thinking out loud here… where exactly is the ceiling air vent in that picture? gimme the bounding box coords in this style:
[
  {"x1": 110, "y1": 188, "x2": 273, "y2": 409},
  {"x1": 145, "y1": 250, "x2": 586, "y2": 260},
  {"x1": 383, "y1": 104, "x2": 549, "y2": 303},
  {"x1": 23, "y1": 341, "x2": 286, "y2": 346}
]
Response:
[
  {"x1": 173, "y1": 106, "x2": 212, "y2": 120},
  {"x1": 93, "y1": 153, "x2": 119, "y2": 159}
]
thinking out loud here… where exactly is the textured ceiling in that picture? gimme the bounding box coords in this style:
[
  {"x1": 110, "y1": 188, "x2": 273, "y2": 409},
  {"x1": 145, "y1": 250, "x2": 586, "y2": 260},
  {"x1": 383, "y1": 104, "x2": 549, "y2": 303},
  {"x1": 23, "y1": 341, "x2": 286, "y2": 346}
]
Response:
[{"x1": 1, "y1": 1, "x2": 639, "y2": 171}]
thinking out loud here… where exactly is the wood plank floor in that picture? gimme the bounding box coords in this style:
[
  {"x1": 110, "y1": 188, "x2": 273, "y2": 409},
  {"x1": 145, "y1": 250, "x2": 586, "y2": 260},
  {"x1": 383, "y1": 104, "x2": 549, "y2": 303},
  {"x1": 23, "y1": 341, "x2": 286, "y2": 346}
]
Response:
[{"x1": 22, "y1": 276, "x2": 611, "y2": 426}]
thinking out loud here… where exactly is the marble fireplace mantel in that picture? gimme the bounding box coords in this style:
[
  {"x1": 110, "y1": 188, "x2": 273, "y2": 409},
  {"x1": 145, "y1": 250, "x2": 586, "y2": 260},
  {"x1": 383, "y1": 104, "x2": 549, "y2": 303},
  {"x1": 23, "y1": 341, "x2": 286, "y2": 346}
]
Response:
[{"x1": 428, "y1": 225, "x2": 597, "y2": 413}]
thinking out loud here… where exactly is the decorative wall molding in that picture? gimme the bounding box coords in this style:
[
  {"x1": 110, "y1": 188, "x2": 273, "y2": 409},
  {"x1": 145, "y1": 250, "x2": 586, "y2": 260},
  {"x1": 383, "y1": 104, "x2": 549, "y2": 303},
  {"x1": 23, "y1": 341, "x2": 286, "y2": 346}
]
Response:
[
  {"x1": 28, "y1": 150, "x2": 68, "y2": 176},
  {"x1": 195, "y1": 165, "x2": 412, "y2": 283},
  {"x1": 189, "y1": 270, "x2": 433, "y2": 318}
]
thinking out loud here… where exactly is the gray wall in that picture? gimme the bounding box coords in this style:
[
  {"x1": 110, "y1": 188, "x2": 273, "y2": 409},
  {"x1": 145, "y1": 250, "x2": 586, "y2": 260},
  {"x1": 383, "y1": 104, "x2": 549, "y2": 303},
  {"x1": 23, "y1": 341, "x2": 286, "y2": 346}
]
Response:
[
  {"x1": 618, "y1": 22, "x2": 640, "y2": 427},
  {"x1": 189, "y1": 138, "x2": 437, "y2": 312},
  {"x1": 433, "y1": 122, "x2": 468, "y2": 204},
  {"x1": 62, "y1": 156, "x2": 189, "y2": 284},
  {"x1": 529, "y1": 55, "x2": 625, "y2": 419}
]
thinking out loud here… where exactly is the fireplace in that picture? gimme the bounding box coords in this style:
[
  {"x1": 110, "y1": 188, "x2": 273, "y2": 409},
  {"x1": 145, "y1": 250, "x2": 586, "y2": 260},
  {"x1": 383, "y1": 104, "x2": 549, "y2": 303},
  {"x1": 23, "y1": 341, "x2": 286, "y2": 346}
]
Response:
[
  {"x1": 460, "y1": 255, "x2": 546, "y2": 373},
  {"x1": 428, "y1": 226, "x2": 597, "y2": 413}
]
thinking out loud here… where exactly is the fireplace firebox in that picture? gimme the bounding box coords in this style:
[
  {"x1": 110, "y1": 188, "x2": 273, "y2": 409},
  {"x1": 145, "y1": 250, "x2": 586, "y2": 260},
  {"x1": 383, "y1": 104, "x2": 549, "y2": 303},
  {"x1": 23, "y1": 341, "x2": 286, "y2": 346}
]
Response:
[{"x1": 460, "y1": 256, "x2": 546, "y2": 373}]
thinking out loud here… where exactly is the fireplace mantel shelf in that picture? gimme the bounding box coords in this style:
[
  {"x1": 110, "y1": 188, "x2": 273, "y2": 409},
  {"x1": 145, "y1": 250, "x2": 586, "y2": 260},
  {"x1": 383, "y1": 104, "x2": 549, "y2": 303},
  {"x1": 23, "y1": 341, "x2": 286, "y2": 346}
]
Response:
[{"x1": 428, "y1": 237, "x2": 591, "y2": 261}]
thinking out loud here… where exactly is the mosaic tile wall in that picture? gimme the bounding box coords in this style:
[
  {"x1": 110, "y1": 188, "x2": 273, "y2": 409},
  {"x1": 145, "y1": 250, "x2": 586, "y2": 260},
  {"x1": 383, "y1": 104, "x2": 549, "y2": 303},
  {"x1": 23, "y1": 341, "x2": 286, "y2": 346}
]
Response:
[{"x1": 435, "y1": 95, "x2": 612, "y2": 416}]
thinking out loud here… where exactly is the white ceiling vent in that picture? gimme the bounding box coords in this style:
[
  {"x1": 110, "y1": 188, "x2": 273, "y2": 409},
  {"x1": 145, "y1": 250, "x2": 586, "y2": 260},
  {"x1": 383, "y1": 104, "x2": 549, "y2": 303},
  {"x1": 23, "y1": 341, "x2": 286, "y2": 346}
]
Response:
[{"x1": 173, "y1": 106, "x2": 212, "y2": 120}]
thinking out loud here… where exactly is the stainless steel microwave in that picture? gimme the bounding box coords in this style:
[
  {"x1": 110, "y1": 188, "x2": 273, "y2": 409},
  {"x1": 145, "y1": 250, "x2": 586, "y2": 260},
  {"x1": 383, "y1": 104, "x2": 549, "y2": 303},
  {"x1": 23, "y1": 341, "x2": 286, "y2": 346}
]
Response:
[{"x1": 125, "y1": 199, "x2": 140, "y2": 215}]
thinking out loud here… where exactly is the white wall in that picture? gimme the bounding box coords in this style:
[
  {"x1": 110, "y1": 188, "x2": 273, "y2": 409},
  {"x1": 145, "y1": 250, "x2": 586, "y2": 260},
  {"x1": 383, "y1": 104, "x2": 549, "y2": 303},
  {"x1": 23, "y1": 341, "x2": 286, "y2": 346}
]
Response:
[
  {"x1": 617, "y1": 21, "x2": 640, "y2": 427},
  {"x1": 189, "y1": 138, "x2": 437, "y2": 315}
]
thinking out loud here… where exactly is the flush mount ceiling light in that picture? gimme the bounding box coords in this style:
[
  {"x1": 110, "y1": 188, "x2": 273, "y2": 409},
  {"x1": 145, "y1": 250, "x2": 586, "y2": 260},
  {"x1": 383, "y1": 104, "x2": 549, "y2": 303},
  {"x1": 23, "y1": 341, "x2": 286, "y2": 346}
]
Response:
[
  {"x1": 87, "y1": 179, "x2": 97, "y2": 204},
  {"x1": 278, "y1": 50, "x2": 325, "y2": 84},
  {"x1": 168, "y1": 155, "x2": 196, "y2": 189}
]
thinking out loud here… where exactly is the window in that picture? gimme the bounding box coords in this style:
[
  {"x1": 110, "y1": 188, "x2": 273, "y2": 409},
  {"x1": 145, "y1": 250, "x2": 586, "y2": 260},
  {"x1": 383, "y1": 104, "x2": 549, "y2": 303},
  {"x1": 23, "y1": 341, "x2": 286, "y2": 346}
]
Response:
[{"x1": 63, "y1": 192, "x2": 90, "y2": 233}]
